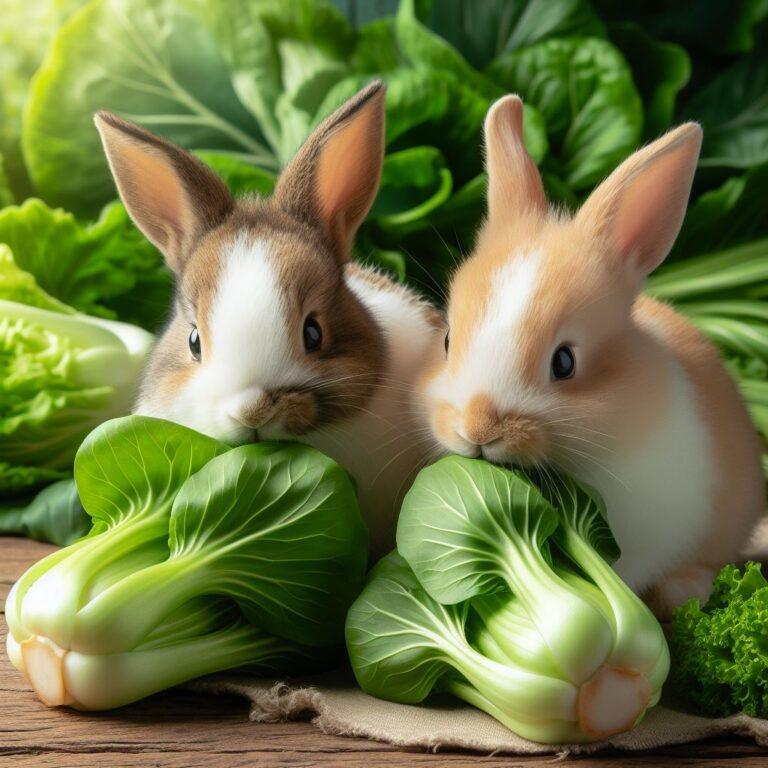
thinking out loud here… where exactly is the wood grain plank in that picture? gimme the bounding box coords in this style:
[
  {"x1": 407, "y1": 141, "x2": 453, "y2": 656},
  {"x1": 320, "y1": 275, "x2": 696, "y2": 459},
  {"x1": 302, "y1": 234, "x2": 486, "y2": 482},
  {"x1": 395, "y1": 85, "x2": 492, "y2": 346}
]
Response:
[
  {"x1": 1, "y1": 537, "x2": 766, "y2": 767},
  {"x1": 3, "y1": 746, "x2": 768, "y2": 768}
]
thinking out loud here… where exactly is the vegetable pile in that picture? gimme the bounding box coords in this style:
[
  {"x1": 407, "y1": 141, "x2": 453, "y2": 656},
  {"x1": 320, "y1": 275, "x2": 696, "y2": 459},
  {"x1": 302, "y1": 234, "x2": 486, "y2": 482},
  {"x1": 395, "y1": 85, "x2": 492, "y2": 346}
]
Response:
[
  {"x1": 5, "y1": 415, "x2": 368, "y2": 710},
  {"x1": 670, "y1": 562, "x2": 768, "y2": 718},
  {"x1": 347, "y1": 457, "x2": 669, "y2": 743}
]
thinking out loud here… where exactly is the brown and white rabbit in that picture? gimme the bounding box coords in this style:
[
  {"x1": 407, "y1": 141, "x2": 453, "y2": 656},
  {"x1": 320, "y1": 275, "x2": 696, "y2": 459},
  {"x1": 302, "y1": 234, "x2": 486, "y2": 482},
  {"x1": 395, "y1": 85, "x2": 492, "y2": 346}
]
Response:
[
  {"x1": 95, "y1": 82, "x2": 443, "y2": 556},
  {"x1": 419, "y1": 94, "x2": 765, "y2": 617}
]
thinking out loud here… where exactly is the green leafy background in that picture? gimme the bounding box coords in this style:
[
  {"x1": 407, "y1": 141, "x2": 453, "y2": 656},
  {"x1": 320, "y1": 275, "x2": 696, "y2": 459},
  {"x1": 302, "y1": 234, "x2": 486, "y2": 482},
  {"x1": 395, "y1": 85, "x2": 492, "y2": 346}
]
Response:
[{"x1": 1, "y1": 0, "x2": 767, "y2": 519}]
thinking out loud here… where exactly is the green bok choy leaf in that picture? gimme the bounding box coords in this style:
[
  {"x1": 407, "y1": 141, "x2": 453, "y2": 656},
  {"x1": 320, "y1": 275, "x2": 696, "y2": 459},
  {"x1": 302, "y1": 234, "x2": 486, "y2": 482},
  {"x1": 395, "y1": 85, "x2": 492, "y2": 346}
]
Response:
[
  {"x1": 347, "y1": 456, "x2": 668, "y2": 744},
  {"x1": 6, "y1": 416, "x2": 368, "y2": 710}
]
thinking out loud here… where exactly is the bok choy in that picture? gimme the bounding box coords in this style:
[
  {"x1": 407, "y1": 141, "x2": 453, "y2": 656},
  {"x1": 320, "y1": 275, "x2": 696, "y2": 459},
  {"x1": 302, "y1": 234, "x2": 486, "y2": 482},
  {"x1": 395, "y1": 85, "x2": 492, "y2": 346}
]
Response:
[
  {"x1": 346, "y1": 456, "x2": 668, "y2": 744},
  {"x1": 6, "y1": 415, "x2": 368, "y2": 710}
]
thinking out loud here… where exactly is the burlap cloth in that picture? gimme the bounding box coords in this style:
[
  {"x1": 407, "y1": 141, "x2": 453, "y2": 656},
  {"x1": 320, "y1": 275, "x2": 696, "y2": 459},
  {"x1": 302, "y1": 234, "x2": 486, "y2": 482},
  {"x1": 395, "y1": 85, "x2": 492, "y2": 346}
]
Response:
[
  {"x1": 193, "y1": 521, "x2": 768, "y2": 755},
  {"x1": 194, "y1": 670, "x2": 768, "y2": 755}
]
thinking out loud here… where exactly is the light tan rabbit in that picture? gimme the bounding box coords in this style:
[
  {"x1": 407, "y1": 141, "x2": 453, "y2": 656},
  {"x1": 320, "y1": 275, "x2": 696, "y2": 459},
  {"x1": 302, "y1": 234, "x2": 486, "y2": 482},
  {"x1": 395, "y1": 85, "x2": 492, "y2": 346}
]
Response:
[
  {"x1": 95, "y1": 82, "x2": 443, "y2": 557},
  {"x1": 418, "y1": 95, "x2": 765, "y2": 617}
]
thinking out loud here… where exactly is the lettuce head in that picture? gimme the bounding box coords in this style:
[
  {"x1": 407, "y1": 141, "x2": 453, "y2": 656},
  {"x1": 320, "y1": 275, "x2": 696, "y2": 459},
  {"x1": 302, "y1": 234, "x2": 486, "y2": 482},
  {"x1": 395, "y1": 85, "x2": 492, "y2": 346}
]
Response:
[{"x1": 0, "y1": 244, "x2": 152, "y2": 497}]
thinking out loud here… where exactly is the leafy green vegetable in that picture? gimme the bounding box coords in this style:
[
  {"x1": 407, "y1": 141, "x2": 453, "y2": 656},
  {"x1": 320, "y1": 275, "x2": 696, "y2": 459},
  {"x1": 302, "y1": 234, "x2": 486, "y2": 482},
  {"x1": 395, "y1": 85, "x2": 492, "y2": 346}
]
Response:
[
  {"x1": 19, "y1": 0, "x2": 549, "y2": 287},
  {"x1": 195, "y1": 151, "x2": 276, "y2": 197},
  {"x1": 347, "y1": 456, "x2": 668, "y2": 743},
  {"x1": 683, "y1": 55, "x2": 768, "y2": 170},
  {"x1": 418, "y1": 0, "x2": 605, "y2": 69},
  {"x1": 0, "y1": 155, "x2": 14, "y2": 207},
  {"x1": 0, "y1": 478, "x2": 90, "y2": 546},
  {"x1": 0, "y1": 239, "x2": 154, "y2": 536},
  {"x1": 0, "y1": 463, "x2": 67, "y2": 499},
  {"x1": 0, "y1": 199, "x2": 171, "y2": 330},
  {"x1": 350, "y1": 17, "x2": 404, "y2": 70},
  {"x1": 14, "y1": 0, "x2": 768, "y2": 303},
  {"x1": 197, "y1": 0, "x2": 356, "y2": 164},
  {"x1": 487, "y1": 36, "x2": 643, "y2": 189},
  {"x1": 593, "y1": 0, "x2": 768, "y2": 57},
  {"x1": 0, "y1": 244, "x2": 72, "y2": 312},
  {"x1": 6, "y1": 416, "x2": 368, "y2": 710},
  {"x1": 0, "y1": 249, "x2": 153, "y2": 499},
  {"x1": 386, "y1": 0, "x2": 550, "y2": 170},
  {"x1": 606, "y1": 23, "x2": 690, "y2": 138},
  {"x1": 672, "y1": 163, "x2": 768, "y2": 260},
  {"x1": 0, "y1": 0, "x2": 87, "y2": 199},
  {"x1": 670, "y1": 562, "x2": 768, "y2": 717},
  {"x1": 23, "y1": 0, "x2": 270, "y2": 214},
  {"x1": 648, "y1": 240, "x2": 768, "y2": 302},
  {"x1": 370, "y1": 147, "x2": 453, "y2": 233},
  {"x1": 0, "y1": 300, "x2": 153, "y2": 495},
  {"x1": 394, "y1": 0, "x2": 502, "y2": 99}
]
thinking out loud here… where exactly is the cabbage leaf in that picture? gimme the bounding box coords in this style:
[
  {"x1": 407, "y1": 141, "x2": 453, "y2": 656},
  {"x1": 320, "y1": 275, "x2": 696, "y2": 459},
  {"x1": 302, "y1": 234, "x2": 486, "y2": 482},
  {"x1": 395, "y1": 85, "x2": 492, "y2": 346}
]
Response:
[{"x1": 0, "y1": 199, "x2": 171, "y2": 330}]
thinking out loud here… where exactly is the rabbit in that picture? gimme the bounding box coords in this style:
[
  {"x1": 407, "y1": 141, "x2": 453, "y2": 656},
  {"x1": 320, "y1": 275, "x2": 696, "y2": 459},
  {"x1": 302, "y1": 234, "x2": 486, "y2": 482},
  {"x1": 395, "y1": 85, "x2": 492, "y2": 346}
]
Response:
[
  {"x1": 94, "y1": 81, "x2": 444, "y2": 557},
  {"x1": 418, "y1": 94, "x2": 765, "y2": 618}
]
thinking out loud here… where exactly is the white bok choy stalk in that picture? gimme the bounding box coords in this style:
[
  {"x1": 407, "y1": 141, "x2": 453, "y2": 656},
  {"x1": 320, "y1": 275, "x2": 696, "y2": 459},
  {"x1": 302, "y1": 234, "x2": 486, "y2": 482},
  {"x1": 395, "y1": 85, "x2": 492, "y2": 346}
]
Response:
[
  {"x1": 6, "y1": 416, "x2": 368, "y2": 709},
  {"x1": 346, "y1": 457, "x2": 668, "y2": 744}
]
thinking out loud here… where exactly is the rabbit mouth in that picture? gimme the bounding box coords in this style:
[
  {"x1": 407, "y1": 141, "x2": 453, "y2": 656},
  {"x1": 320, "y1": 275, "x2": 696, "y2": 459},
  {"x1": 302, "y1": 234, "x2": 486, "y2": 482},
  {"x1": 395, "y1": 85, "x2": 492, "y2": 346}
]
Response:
[
  {"x1": 480, "y1": 439, "x2": 509, "y2": 463},
  {"x1": 228, "y1": 389, "x2": 319, "y2": 438},
  {"x1": 254, "y1": 422, "x2": 304, "y2": 441},
  {"x1": 481, "y1": 441, "x2": 543, "y2": 467},
  {"x1": 474, "y1": 427, "x2": 549, "y2": 466}
]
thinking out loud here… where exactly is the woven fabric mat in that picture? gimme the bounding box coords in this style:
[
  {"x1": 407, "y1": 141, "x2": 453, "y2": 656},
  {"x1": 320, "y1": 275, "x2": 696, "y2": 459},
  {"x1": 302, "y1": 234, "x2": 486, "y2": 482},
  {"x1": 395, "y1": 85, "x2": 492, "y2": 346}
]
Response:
[{"x1": 194, "y1": 670, "x2": 768, "y2": 755}]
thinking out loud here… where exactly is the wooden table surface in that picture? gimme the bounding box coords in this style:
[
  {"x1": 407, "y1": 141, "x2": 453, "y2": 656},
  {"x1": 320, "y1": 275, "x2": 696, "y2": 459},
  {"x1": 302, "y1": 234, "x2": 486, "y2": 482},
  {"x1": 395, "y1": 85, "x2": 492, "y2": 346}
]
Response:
[{"x1": 1, "y1": 536, "x2": 767, "y2": 767}]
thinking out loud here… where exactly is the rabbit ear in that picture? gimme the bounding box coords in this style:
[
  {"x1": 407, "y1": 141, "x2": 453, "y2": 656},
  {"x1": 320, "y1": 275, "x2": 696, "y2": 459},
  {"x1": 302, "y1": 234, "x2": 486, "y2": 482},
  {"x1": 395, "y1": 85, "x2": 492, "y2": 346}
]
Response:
[
  {"x1": 484, "y1": 95, "x2": 546, "y2": 224},
  {"x1": 273, "y1": 80, "x2": 386, "y2": 264},
  {"x1": 576, "y1": 123, "x2": 702, "y2": 276},
  {"x1": 94, "y1": 112, "x2": 234, "y2": 272}
]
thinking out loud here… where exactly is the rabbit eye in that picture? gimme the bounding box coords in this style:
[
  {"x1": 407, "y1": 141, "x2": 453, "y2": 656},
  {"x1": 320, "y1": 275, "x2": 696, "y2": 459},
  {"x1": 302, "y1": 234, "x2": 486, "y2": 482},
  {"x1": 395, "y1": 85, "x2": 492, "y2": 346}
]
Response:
[
  {"x1": 444, "y1": 330, "x2": 450, "y2": 356},
  {"x1": 551, "y1": 345, "x2": 575, "y2": 381},
  {"x1": 303, "y1": 316, "x2": 322, "y2": 353},
  {"x1": 189, "y1": 326, "x2": 201, "y2": 361}
]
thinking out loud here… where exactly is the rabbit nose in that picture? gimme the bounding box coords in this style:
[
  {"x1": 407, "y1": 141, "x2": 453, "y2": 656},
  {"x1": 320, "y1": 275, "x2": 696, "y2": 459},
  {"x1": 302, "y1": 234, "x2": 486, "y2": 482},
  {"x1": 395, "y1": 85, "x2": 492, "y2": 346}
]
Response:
[
  {"x1": 460, "y1": 394, "x2": 503, "y2": 446},
  {"x1": 226, "y1": 389, "x2": 275, "y2": 429}
]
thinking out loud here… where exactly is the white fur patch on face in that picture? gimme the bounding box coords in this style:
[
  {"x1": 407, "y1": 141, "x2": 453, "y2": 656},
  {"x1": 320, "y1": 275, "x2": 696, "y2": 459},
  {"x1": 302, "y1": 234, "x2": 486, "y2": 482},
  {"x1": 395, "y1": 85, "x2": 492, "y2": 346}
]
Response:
[
  {"x1": 210, "y1": 235, "x2": 307, "y2": 390},
  {"x1": 167, "y1": 234, "x2": 310, "y2": 439},
  {"x1": 432, "y1": 250, "x2": 555, "y2": 421}
]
